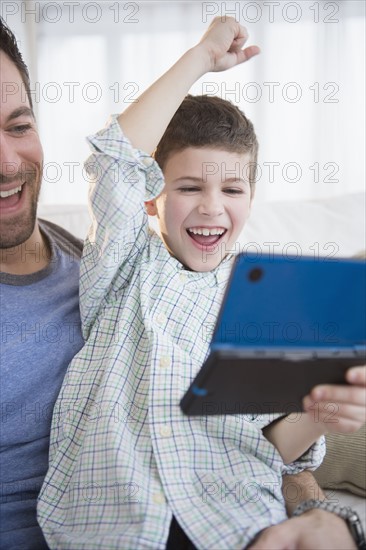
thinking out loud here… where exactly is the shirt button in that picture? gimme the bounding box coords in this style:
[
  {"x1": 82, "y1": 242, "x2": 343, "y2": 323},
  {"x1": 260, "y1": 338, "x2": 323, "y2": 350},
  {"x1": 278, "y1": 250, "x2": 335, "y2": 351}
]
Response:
[
  {"x1": 159, "y1": 425, "x2": 172, "y2": 438},
  {"x1": 141, "y1": 156, "x2": 153, "y2": 168},
  {"x1": 179, "y1": 273, "x2": 187, "y2": 283},
  {"x1": 159, "y1": 356, "x2": 170, "y2": 369},
  {"x1": 152, "y1": 492, "x2": 166, "y2": 505},
  {"x1": 156, "y1": 313, "x2": 167, "y2": 326}
]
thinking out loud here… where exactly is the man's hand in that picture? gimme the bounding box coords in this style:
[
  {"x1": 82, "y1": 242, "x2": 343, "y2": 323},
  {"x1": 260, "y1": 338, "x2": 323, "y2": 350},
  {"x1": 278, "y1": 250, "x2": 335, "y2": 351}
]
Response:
[
  {"x1": 303, "y1": 366, "x2": 366, "y2": 434},
  {"x1": 197, "y1": 16, "x2": 260, "y2": 73},
  {"x1": 248, "y1": 509, "x2": 356, "y2": 550}
]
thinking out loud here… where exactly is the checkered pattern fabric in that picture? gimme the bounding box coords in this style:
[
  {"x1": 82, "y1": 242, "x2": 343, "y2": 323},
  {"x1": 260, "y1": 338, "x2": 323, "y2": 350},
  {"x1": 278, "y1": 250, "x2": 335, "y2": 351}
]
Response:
[{"x1": 38, "y1": 116, "x2": 325, "y2": 550}]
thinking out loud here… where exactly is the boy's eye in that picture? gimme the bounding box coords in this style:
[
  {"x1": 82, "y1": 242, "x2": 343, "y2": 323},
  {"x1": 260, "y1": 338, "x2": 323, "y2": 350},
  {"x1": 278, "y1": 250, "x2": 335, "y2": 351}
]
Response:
[
  {"x1": 179, "y1": 186, "x2": 200, "y2": 193},
  {"x1": 224, "y1": 188, "x2": 245, "y2": 195}
]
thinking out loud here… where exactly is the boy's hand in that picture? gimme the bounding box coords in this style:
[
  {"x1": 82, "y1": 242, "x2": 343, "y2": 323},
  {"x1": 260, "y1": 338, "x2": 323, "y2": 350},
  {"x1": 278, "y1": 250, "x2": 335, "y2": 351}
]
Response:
[
  {"x1": 303, "y1": 365, "x2": 366, "y2": 434},
  {"x1": 196, "y1": 16, "x2": 260, "y2": 73},
  {"x1": 119, "y1": 16, "x2": 259, "y2": 155}
]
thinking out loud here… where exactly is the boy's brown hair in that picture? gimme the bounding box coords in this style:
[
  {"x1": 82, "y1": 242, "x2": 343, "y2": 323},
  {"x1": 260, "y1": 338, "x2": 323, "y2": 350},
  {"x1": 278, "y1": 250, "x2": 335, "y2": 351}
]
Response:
[{"x1": 154, "y1": 94, "x2": 258, "y2": 192}]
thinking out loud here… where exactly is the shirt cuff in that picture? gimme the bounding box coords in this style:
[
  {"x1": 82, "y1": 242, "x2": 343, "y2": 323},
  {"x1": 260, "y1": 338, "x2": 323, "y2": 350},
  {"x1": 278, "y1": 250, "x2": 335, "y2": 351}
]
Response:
[{"x1": 282, "y1": 435, "x2": 326, "y2": 475}]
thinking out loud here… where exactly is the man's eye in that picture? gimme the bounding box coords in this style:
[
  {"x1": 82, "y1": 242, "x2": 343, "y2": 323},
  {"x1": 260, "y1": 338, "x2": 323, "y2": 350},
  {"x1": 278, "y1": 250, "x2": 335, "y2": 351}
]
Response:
[{"x1": 10, "y1": 124, "x2": 32, "y2": 135}]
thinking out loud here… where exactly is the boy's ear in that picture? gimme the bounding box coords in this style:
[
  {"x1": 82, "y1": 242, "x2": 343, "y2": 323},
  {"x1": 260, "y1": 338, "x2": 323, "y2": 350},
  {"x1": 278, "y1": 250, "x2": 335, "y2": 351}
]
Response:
[
  {"x1": 249, "y1": 185, "x2": 256, "y2": 209},
  {"x1": 145, "y1": 199, "x2": 157, "y2": 216},
  {"x1": 249, "y1": 187, "x2": 255, "y2": 210}
]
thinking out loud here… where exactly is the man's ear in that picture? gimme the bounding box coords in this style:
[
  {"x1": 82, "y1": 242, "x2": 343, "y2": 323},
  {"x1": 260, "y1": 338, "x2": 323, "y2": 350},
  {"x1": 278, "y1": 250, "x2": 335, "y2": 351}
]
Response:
[{"x1": 145, "y1": 200, "x2": 157, "y2": 216}]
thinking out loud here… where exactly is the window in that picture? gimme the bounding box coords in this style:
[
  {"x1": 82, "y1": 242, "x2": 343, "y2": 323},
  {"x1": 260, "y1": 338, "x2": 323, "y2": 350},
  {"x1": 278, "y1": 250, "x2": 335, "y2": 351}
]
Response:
[{"x1": 5, "y1": 0, "x2": 365, "y2": 203}]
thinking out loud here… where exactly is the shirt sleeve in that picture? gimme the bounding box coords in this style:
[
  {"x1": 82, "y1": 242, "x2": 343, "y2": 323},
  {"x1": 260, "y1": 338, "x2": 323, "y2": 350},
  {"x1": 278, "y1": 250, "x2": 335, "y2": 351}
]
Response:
[
  {"x1": 255, "y1": 413, "x2": 326, "y2": 475},
  {"x1": 80, "y1": 115, "x2": 164, "y2": 339},
  {"x1": 282, "y1": 435, "x2": 326, "y2": 475}
]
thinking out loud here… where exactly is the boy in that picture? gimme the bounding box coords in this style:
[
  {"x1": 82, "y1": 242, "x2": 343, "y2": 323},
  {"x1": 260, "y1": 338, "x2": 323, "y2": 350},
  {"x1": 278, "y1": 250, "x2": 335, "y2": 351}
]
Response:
[{"x1": 38, "y1": 17, "x2": 365, "y2": 549}]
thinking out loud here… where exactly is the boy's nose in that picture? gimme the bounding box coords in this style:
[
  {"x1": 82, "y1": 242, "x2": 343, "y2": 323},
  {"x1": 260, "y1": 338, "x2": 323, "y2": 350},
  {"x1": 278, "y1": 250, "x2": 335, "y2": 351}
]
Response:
[{"x1": 198, "y1": 194, "x2": 224, "y2": 217}]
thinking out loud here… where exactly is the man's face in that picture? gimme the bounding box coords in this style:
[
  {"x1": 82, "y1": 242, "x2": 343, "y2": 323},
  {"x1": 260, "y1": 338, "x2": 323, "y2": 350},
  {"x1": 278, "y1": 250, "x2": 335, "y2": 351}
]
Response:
[
  {"x1": 147, "y1": 147, "x2": 252, "y2": 272},
  {"x1": 0, "y1": 51, "x2": 43, "y2": 249}
]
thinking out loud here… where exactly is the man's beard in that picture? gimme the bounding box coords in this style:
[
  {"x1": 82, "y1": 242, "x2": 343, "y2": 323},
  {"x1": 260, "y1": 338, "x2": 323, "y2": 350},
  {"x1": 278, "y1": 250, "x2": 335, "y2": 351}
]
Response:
[{"x1": 0, "y1": 168, "x2": 41, "y2": 249}]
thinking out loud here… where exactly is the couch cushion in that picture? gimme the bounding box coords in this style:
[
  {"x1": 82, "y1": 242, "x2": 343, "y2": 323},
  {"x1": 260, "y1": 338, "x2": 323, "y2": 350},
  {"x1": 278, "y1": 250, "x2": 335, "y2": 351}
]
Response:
[
  {"x1": 314, "y1": 424, "x2": 366, "y2": 497},
  {"x1": 239, "y1": 192, "x2": 366, "y2": 258}
]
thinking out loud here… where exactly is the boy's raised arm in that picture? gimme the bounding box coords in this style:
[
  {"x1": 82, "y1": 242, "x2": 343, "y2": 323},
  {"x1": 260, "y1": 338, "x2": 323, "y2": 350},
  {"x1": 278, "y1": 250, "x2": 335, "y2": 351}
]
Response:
[
  {"x1": 118, "y1": 16, "x2": 259, "y2": 154},
  {"x1": 79, "y1": 17, "x2": 258, "y2": 338}
]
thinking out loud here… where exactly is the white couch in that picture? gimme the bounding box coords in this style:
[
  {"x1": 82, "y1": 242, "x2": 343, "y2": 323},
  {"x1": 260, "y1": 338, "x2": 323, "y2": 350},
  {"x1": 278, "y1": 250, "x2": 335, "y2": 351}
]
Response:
[
  {"x1": 39, "y1": 192, "x2": 366, "y2": 257},
  {"x1": 38, "y1": 193, "x2": 366, "y2": 526}
]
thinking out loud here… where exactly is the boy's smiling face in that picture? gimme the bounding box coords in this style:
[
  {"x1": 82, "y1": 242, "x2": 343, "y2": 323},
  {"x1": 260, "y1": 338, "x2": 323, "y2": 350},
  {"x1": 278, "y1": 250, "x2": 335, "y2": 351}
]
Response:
[{"x1": 146, "y1": 147, "x2": 253, "y2": 272}]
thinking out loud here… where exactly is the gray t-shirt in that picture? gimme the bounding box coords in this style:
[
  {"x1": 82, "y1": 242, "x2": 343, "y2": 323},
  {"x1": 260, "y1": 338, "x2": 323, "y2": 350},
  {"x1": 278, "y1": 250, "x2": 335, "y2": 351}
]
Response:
[{"x1": 0, "y1": 220, "x2": 84, "y2": 549}]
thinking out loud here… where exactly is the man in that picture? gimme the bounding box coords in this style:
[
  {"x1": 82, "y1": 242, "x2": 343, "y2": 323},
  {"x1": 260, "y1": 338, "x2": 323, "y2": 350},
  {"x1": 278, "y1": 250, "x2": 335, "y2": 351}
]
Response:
[
  {"x1": 0, "y1": 16, "x2": 364, "y2": 550},
  {"x1": 0, "y1": 18, "x2": 84, "y2": 548}
]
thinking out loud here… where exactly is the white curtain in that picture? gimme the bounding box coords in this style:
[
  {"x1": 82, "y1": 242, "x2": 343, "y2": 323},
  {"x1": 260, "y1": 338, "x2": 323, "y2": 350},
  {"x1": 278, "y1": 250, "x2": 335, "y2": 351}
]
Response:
[{"x1": 5, "y1": 0, "x2": 365, "y2": 204}]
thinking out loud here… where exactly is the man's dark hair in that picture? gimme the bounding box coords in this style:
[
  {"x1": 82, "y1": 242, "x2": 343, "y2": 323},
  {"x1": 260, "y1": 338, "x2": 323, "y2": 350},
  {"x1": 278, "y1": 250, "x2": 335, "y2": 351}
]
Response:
[
  {"x1": 154, "y1": 95, "x2": 259, "y2": 192},
  {"x1": 0, "y1": 16, "x2": 33, "y2": 111}
]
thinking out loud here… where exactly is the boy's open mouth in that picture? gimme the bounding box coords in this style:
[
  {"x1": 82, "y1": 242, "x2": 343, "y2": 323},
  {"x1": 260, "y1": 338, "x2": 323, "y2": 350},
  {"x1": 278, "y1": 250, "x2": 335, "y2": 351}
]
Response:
[
  {"x1": 186, "y1": 227, "x2": 227, "y2": 247},
  {"x1": 0, "y1": 182, "x2": 25, "y2": 209}
]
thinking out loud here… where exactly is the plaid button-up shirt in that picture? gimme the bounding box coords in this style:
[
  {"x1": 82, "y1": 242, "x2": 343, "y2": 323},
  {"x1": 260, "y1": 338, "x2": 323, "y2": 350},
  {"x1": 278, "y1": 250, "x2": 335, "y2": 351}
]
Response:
[{"x1": 38, "y1": 117, "x2": 325, "y2": 550}]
